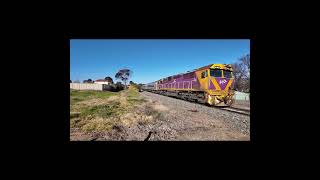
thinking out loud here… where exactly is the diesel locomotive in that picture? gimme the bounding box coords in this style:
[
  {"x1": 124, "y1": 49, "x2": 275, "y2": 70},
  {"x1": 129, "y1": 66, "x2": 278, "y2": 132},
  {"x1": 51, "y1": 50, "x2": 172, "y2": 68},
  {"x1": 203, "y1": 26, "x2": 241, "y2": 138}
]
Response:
[{"x1": 143, "y1": 64, "x2": 235, "y2": 106}]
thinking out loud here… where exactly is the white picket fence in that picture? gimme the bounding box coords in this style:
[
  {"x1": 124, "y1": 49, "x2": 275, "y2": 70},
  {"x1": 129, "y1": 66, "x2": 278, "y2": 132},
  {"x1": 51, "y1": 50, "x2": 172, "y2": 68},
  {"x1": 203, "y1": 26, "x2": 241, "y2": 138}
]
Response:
[{"x1": 70, "y1": 83, "x2": 105, "y2": 91}]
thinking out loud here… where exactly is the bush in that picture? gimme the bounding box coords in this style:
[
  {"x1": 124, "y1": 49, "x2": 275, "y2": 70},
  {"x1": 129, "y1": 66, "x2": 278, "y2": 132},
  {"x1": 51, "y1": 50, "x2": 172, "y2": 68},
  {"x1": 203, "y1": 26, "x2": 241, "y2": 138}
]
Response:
[
  {"x1": 115, "y1": 83, "x2": 124, "y2": 91},
  {"x1": 104, "y1": 85, "x2": 117, "y2": 92},
  {"x1": 102, "y1": 84, "x2": 124, "y2": 92}
]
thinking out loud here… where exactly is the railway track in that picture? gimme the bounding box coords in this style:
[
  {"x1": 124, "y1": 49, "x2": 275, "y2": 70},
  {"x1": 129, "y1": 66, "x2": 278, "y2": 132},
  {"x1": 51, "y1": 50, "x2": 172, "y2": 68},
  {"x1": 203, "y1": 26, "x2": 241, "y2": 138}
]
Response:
[
  {"x1": 219, "y1": 107, "x2": 250, "y2": 116},
  {"x1": 142, "y1": 90, "x2": 250, "y2": 116}
]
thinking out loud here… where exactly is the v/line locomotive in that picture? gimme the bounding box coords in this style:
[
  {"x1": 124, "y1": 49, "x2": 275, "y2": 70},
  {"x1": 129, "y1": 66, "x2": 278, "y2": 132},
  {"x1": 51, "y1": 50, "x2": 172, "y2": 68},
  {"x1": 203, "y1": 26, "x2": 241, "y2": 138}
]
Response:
[{"x1": 143, "y1": 64, "x2": 235, "y2": 106}]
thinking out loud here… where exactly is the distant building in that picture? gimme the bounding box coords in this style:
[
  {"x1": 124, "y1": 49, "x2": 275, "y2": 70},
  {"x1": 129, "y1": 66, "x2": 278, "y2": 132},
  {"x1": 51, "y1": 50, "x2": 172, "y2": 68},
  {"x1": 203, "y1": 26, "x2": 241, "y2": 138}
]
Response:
[{"x1": 94, "y1": 79, "x2": 111, "y2": 85}]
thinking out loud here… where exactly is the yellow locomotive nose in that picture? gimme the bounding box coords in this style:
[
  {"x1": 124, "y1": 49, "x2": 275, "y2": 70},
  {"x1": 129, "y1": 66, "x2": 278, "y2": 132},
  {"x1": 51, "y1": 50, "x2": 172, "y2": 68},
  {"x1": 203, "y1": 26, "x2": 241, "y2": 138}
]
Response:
[
  {"x1": 206, "y1": 94, "x2": 221, "y2": 106},
  {"x1": 206, "y1": 93, "x2": 234, "y2": 106}
]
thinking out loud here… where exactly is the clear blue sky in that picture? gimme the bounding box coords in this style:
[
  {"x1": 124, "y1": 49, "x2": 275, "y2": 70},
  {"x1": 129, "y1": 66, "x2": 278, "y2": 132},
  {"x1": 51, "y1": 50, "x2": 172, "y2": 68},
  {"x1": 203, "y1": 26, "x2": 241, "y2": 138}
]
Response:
[{"x1": 70, "y1": 39, "x2": 250, "y2": 84}]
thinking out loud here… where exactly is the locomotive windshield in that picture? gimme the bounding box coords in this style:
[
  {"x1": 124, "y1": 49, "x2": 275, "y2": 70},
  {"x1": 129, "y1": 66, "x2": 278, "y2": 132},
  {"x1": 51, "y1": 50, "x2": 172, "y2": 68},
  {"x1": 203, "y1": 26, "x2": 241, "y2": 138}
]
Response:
[
  {"x1": 210, "y1": 69, "x2": 233, "y2": 78},
  {"x1": 223, "y1": 70, "x2": 233, "y2": 78},
  {"x1": 210, "y1": 69, "x2": 222, "y2": 77}
]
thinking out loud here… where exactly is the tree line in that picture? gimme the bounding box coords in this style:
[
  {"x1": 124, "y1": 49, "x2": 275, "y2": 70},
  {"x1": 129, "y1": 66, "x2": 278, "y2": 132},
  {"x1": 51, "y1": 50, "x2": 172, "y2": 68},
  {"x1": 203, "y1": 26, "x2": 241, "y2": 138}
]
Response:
[
  {"x1": 71, "y1": 68, "x2": 139, "y2": 91},
  {"x1": 232, "y1": 54, "x2": 250, "y2": 93}
]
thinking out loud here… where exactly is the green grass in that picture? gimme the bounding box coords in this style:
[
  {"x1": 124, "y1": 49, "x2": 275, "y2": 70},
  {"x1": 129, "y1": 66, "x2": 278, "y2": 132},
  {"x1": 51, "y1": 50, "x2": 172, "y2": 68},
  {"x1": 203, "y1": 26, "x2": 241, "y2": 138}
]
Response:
[
  {"x1": 70, "y1": 90, "x2": 118, "y2": 104},
  {"x1": 126, "y1": 89, "x2": 147, "y2": 105},
  {"x1": 70, "y1": 88, "x2": 149, "y2": 132},
  {"x1": 70, "y1": 90, "x2": 118, "y2": 99},
  {"x1": 126, "y1": 88, "x2": 139, "y2": 97},
  {"x1": 72, "y1": 101, "x2": 126, "y2": 132},
  {"x1": 80, "y1": 101, "x2": 123, "y2": 119}
]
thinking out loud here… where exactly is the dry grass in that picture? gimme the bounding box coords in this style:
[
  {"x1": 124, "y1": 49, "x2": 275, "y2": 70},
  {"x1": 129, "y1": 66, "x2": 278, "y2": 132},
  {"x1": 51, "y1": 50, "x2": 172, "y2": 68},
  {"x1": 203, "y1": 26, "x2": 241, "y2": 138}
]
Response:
[
  {"x1": 70, "y1": 89, "x2": 161, "y2": 135},
  {"x1": 152, "y1": 104, "x2": 169, "y2": 111}
]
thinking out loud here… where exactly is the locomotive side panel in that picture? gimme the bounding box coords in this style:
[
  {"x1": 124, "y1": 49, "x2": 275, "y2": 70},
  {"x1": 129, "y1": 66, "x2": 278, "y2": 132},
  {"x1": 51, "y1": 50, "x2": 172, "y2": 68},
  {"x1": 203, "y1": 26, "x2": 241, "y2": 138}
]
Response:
[{"x1": 157, "y1": 72, "x2": 201, "y2": 91}]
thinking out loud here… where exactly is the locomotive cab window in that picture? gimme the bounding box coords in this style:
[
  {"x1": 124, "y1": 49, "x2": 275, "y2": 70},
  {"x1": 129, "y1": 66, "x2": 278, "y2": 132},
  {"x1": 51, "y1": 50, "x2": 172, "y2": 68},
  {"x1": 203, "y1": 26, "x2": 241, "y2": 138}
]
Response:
[
  {"x1": 210, "y1": 69, "x2": 222, "y2": 77},
  {"x1": 223, "y1": 70, "x2": 233, "y2": 78},
  {"x1": 201, "y1": 71, "x2": 207, "y2": 78}
]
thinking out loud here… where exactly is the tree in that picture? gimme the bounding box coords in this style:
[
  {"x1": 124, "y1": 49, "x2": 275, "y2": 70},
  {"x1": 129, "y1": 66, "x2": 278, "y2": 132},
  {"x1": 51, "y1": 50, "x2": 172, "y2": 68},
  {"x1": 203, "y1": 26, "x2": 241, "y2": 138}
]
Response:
[
  {"x1": 241, "y1": 54, "x2": 250, "y2": 73},
  {"x1": 70, "y1": 80, "x2": 72, "y2": 83},
  {"x1": 115, "y1": 69, "x2": 132, "y2": 89},
  {"x1": 104, "y1": 76, "x2": 114, "y2": 84},
  {"x1": 232, "y1": 54, "x2": 250, "y2": 92},
  {"x1": 129, "y1": 81, "x2": 134, "y2": 85},
  {"x1": 83, "y1": 79, "x2": 93, "y2": 83},
  {"x1": 74, "y1": 80, "x2": 80, "y2": 83},
  {"x1": 115, "y1": 82, "x2": 124, "y2": 91}
]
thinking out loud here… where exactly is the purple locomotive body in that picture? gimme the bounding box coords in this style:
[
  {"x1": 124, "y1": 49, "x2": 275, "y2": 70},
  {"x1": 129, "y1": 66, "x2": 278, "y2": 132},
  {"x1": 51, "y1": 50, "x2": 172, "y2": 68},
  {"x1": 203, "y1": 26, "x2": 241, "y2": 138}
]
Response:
[
  {"x1": 156, "y1": 71, "x2": 200, "y2": 91},
  {"x1": 145, "y1": 64, "x2": 235, "y2": 106}
]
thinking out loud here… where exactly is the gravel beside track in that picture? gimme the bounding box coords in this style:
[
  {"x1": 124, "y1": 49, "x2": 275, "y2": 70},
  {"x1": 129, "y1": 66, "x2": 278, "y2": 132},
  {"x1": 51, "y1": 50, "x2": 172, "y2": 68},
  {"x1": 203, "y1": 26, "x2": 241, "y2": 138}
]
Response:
[{"x1": 138, "y1": 91, "x2": 250, "y2": 140}]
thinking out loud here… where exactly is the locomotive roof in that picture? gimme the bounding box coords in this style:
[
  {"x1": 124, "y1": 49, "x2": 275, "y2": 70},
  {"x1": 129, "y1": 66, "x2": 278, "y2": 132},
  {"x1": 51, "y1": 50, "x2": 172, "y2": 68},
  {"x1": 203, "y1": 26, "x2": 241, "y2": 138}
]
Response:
[
  {"x1": 195, "y1": 64, "x2": 215, "y2": 71},
  {"x1": 196, "y1": 64, "x2": 233, "y2": 71},
  {"x1": 156, "y1": 64, "x2": 232, "y2": 82}
]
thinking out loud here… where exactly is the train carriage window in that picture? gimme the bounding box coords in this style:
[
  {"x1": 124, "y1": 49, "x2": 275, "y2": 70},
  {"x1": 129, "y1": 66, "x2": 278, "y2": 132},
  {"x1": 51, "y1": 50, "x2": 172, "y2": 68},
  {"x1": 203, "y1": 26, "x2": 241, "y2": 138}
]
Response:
[{"x1": 210, "y1": 69, "x2": 222, "y2": 77}]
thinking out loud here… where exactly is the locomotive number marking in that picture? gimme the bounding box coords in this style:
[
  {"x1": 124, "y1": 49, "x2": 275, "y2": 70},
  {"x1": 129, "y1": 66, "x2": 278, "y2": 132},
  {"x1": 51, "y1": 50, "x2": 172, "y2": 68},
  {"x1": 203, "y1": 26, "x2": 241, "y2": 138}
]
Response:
[{"x1": 219, "y1": 79, "x2": 227, "y2": 85}]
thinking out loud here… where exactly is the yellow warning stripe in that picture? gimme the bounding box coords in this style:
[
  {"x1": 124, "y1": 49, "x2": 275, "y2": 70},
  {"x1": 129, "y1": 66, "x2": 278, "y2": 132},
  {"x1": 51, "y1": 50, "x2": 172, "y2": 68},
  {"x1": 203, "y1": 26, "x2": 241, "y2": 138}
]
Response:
[
  {"x1": 211, "y1": 78, "x2": 221, "y2": 90},
  {"x1": 224, "y1": 79, "x2": 233, "y2": 90}
]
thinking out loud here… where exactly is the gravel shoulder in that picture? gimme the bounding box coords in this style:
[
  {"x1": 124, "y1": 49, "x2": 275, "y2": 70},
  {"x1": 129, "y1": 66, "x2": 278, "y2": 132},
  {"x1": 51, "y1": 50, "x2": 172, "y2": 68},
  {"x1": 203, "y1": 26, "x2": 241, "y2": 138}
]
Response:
[{"x1": 139, "y1": 91, "x2": 250, "y2": 141}]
